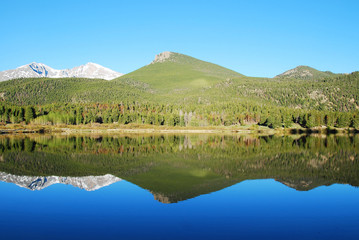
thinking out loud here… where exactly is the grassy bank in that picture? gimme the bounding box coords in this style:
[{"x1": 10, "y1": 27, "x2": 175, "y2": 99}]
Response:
[{"x1": 0, "y1": 123, "x2": 356, "y2": 135}]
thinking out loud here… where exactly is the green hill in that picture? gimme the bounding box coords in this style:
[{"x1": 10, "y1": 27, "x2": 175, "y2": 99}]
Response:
[
  {"x1": 116, "y1": 51, "x2": 244, "y2": 91},
  {"x1": 0, "y1": 52, "x2": 358, "y2": 129},
  {"x1": 0, "y1": 53, "x2": 357, "y2": 111},
  {"x1": 275, "y1": 65, "x2": 338, "y2": 80}
]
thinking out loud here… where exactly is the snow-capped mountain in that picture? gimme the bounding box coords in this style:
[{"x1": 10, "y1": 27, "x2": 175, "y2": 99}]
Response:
[
  {"x1": 0, "y1": 62, "x2": 123, "y2": 82},
  {"x1": 65, "y1": 62, "x2": 123, "y2": 80},
  {"x1": 0, "y1": 172, "x2": 121, "y2": 191}
]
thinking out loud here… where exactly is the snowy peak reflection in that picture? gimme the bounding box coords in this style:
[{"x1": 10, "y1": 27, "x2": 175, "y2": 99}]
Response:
[{"x1": 0, "y1": 172, "x2": 121, "y2": 191}]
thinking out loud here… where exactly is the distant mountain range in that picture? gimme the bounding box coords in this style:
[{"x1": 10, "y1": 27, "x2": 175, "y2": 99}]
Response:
[
  {"x1": 0, "y1": 62, "x2": 123, "y2": 82},
  {"x1": 0, "y1": 172, "x2": 121, "y2": 191},
  {"x1": 0, "y1": 51, "x2": 357, "y2": 111},
  {"x1": 0, "y1": 52, "x2": 345, "y2": 83}
]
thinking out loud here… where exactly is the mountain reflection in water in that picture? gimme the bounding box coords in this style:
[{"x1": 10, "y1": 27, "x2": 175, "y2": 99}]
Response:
[
  {"x1": 0, "y1": 172, "x2": 121, "y2": 191},
  {"x1": 0, "y1": 134, "x2": 358, "y2": 203}
]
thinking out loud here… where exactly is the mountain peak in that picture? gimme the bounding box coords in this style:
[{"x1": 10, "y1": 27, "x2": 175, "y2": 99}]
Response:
[
  {"x1": 85, "y1": 62, "x2": 102, "y2": 67},
  {"x1": 125, "y1": 52, "x2": 244, "y2": 91},
  {"x1": 71, "y1": 62, "x2": 123, "y2": 80},
  {"x1": 28, "y1": 62, "x2": 52, "y2": 76},
  {"x1": 152, "y1": 51, "x2": 175, "y2": 63},
  {"x1": 275, "y1": 65, "x2": 336, "y2": 80}
]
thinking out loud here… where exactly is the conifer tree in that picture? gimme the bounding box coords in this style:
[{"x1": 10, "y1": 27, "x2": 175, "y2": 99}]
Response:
[{"x1": 25, "y1": 106, "x2": 35, "y2": 124}]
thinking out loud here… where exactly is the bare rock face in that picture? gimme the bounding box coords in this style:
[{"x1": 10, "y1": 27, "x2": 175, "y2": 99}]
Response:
[
  {"x1": 152, "y1": 51, "x2": 173, "y2": 63},
  {"x1": 0, "y1": 172, "x2": 121, "y2": 191},
  {"x1": 152, "y1": 192, "x2": 172, "y2": 204}
]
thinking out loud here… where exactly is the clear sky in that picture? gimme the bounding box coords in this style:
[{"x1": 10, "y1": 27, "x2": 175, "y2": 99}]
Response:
[{"x1": 1, "y1": 0, "x2": 358, "y2": 77}]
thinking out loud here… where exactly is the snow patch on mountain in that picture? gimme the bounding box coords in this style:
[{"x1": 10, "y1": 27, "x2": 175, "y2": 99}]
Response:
[
  {"x1": 0, "y1": 62, "x2": 123, "y2": 82},
  {"x1": 68, "y1": 62, "x2": 122, "y2": 80}
]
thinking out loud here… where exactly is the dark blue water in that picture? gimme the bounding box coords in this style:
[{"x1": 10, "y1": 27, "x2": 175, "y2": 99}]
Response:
[{"x1": 0, "y1": 179, "x2": 358, "y2": 240}]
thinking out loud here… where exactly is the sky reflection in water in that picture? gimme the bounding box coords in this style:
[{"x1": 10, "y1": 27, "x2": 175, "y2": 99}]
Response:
[{"x1": 0, "y1": 179, "x2": 358, "y2": 240}]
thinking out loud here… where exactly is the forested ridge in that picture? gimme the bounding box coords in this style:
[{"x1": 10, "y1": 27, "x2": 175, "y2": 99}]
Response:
[{"x1": 0, "y1": 52, "x2": 358, "y2": 129}]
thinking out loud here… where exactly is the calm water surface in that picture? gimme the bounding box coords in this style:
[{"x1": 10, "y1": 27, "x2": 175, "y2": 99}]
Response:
[{"x1": 0, "y1": 134, "x2": 358, "y2": 240}]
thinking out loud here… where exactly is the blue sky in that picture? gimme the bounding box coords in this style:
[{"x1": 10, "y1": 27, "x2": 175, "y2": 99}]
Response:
[{"x1": 0, "y1": 0, "x2": 358, "y2": 77}]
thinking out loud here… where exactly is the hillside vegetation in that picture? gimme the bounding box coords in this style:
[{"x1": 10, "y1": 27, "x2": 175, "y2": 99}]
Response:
[
  {"x1": 0, "y1": 52, "x2": 358, "y2": 129},
  {"x1": 118, "y1": 52, "x2": 244, "y2": 91},
  {"x1": 274, "y1": 65, "x2": 338, "y2": 80}
]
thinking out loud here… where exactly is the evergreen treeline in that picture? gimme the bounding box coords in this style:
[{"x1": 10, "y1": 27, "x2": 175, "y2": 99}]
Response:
[{"x1": 0, "y1": 101, "x2": 358, "y2": 129}]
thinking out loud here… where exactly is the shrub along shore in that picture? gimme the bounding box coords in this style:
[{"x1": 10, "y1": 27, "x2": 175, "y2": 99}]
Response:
[{"x1": 0, "y1": 122, "x2": 357, "y2": 135}]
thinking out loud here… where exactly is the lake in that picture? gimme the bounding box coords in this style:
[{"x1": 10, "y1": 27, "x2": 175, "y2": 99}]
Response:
[{"x1": 0, "y1": 134, "x2": 358, "y2": 240}]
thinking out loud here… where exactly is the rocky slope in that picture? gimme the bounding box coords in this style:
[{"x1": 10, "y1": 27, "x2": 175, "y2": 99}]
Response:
[
  {"x1": 0, "y1": 62, "x2": 123, "y2": 82},
  {"x1": 275, "y1": 65, "x2": 337, "y2": 80}
]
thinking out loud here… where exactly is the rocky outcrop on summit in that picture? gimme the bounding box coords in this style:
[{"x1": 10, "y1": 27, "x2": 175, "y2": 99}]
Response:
[
  {"x1": 0, "y1": 172, "x2": 121, "y2": 191},
  {"x1": 151, "y1": 51, "x2": 173, "y2": 64},
  {"x1": 152, "y1": 192, "x2": 172, "y2": 204},
  {"x1": 0, "y1": 62, "x2": 123, "y2": 82}
]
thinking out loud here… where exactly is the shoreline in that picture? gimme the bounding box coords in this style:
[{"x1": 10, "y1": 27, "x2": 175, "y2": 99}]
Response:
[{"x1": 0, "y1": 123, "x2": 357, "y2": 135}]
